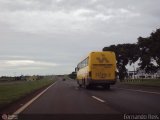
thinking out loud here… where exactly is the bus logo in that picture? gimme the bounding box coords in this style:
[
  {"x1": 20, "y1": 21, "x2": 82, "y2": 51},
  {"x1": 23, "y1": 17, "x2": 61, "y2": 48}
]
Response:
[{"x1": 96, "y1": 54, "x2": 109, "y2": 63}]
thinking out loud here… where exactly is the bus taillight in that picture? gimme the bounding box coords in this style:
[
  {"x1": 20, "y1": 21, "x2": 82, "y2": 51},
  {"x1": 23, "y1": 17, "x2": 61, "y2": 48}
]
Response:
[{"x1": 89, "y1": 71, "x2": 92, "y2": 77}]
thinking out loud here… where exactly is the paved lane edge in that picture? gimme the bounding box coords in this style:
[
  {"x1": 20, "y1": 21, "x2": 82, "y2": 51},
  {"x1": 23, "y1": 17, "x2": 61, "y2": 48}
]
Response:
[{"x1": 13, "y1": 81, "x2": 57, "y2": 114}]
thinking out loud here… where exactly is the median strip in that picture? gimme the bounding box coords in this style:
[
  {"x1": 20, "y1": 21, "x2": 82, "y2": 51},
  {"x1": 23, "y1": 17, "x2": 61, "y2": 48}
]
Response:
[{"x1": 92, "y1": 96, "x2": 105, "y2": 103}]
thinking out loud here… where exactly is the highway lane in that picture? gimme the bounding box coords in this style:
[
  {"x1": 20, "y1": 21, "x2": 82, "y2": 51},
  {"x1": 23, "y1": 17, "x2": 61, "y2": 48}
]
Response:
[
  {"x1": 22, "y1": 78, "x2": 160, "y2": 114},
  {"x1": 87, "y1": 86, "x2": 160, "y2": 113},
  {"x1": 22, "y1": 79, "x2": 118, "y2": 114}
]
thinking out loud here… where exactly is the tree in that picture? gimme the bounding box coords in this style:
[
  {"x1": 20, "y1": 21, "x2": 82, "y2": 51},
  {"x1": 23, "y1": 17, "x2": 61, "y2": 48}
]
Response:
[
  {"x1": 103, "y1": 44, "x2": 139, "y2": 81},
  {"x1": 103, "y1": 28, "x2": 160, "y2": 80},
  {"x1": 138, "y1": 28, "x2": 160, "y2": 73},
  {"x1": 68, "y1": 72, "x2": 77, "y2": 79}
]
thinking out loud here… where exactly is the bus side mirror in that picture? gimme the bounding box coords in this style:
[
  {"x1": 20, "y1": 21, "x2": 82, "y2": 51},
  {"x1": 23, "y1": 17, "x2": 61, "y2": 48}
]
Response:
[{"x1": 75, "y1": 67, "x2": 78, "y2": 72}]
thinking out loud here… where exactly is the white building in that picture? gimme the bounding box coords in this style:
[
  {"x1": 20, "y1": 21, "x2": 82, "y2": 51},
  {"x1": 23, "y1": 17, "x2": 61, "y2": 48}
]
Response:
[{"x1": 127, "y1": 70, "x2": 160, "y2": 79}]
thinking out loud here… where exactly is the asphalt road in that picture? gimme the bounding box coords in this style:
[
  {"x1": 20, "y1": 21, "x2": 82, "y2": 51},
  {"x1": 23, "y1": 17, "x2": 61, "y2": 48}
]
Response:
[{"x1": 20, "y1": 78, "x2": 160, "y2": 119}]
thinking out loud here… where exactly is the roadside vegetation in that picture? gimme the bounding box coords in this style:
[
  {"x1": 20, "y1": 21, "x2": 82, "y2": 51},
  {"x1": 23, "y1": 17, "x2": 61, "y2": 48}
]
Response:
[
  {"x1": 0, "y1": 76, "x2": 56, "y2": 110},
  {"x1": 103, "y1": 28, "x2": 160, "y2": 81},
  {"x1": 68, "y1": 72, "x2": 76, "y2": 79},
  {"x1": 122, "y1": 79, "x2": 160, "y2": 87}
]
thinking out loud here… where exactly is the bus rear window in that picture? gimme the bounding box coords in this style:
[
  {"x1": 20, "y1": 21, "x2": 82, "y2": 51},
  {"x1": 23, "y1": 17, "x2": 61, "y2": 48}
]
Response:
[{"x1": 93, "y1": 64, "x2": 113, "y2": 68}]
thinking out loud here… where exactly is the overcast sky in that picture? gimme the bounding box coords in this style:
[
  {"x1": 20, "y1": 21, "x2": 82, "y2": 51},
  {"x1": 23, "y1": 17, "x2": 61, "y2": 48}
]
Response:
[{"x1": 0, "y1": 0, "x2": 160, "y2": 76}]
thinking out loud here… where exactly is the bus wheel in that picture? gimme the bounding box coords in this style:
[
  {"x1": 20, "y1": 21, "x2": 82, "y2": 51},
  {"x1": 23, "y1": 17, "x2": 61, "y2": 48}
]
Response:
[
  {"x1": 84, "y1": 82, "x2": 90, "y2": 89},
  {"x1": 104, "y1": 84, "x2": 110, "y2": 90},
  {"x1": 84, "y1": 84, "x2": 90, "y2": 89},
  {"x1": 77, "y1": 80, "x2": 82, "y2": 87},
  {"x1": 79, "y1": 84, "x2": 82, "y2": 87}
]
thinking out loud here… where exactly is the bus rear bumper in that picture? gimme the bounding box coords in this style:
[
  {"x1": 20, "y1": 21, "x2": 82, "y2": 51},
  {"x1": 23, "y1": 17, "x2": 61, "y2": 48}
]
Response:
[{"x1": 88, "y1": 79, "x2": 116, "y2": 85}]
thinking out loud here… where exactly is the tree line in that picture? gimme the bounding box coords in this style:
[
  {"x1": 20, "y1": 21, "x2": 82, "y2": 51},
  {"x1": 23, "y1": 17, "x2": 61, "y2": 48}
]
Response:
[{"x1": 103, "y1": 28, "x2": 160, "y2": 80}]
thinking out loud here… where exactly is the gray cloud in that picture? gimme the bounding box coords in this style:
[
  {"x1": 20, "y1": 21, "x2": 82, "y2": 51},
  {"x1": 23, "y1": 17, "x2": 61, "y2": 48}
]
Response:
[{"x1": 0, "y1": 0, "x2": 160, "y2": 76}]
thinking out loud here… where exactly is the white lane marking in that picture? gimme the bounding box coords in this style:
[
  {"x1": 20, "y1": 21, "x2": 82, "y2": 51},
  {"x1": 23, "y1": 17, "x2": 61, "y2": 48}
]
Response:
[
  {"x1": 92, "y1": 96, "x2": 105, "y2": 103},
  {"x1": 117, "y1": 88, "x2": 160, "y2": 95},
  {"x1": 13, "y1": 81, "x2": 57, "y2": 114}
]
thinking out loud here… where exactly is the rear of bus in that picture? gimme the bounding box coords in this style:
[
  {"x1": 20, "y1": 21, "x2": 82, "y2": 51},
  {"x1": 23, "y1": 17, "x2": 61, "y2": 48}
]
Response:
[{"x1": 88, "y1": 51, "x2": 116, "y2": 88}]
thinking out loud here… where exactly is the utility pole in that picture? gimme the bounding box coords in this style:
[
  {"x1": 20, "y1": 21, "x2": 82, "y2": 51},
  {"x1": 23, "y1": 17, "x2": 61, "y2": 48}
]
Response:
[{"x1": 133, "y1": 64, "x2": 135, "y2": 79}]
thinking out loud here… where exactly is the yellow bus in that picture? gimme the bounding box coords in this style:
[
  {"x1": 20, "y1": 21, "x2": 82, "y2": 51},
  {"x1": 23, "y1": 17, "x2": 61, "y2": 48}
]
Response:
[{"x1": 75, "y1": 51, "x2": 116, "y2": 89}]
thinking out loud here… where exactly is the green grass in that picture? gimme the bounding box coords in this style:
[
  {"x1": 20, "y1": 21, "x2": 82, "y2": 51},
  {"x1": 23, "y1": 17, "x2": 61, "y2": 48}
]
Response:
[
  {"x1": 0, "y1": 77, "x2": 55, "y2": 109},
  {"x1": 123, "y1": 79, "x2": 160, "y2": 87}
]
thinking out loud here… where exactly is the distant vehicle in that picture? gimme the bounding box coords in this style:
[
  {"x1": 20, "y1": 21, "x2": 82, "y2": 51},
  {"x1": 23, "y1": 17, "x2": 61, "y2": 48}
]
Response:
[{"x1": 75, "y1": 51, "x2": 116, "y2": 89}]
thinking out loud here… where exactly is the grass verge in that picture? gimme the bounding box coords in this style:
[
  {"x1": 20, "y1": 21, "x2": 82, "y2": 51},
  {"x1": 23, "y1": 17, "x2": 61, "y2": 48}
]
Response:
[
  {"x1": 122, "y1": 79, "x2": 160, "y2": 87},
  {"x1": 0, "y1": 77, "x2": 55, "y2": 110}
]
